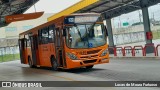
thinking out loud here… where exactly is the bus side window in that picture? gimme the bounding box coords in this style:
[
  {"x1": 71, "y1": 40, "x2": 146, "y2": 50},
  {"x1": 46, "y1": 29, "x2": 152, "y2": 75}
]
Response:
[
  {"x1": 24, "y1": 35, "x2": 27, "y2": 47},
  {"x1": 49, "y1": 25, "x2": 55, "y2": 43},
  {"x1": 25, "y1": 34, "x2": 30, "y2": 47},
  {"x1": 41, "y1": 27, "x2": 49, "y2": 44}
]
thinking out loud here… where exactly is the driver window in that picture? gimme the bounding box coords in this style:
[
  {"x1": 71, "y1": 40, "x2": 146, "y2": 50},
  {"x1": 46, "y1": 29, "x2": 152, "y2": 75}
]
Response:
[
  {"x1": 49, "y1": 25, "x2": 55, "y2": 43},
  {"x1": 66, "y1": 28, "x2": 73, "y2": 47}
]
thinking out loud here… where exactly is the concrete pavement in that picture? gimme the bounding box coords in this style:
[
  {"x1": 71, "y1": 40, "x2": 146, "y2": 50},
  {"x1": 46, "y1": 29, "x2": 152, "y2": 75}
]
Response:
[{"x1": 0, "y1": 58, "x2": 160, "y2": 90}]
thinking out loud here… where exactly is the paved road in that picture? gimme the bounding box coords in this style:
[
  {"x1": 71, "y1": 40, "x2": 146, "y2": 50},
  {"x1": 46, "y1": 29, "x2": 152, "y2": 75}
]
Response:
[
  {"x1": 0, "y1": 58, "x2": 160, "y2": 90},
  {"x1": 68, "y1": 58, "x2": 160, "y2": 81}
]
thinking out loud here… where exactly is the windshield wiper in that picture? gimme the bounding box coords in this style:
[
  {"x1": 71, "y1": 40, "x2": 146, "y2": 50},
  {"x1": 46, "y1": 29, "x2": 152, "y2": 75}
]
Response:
[
  {"x1": 88, "y1": 21, "x2": 97, "y2": 32},
  {"x1": 74, "y1": 24, "x2": 83, "y2": 41},
  {"x1": 75, "y1": 24, "x2": 90, "y2": 47}
]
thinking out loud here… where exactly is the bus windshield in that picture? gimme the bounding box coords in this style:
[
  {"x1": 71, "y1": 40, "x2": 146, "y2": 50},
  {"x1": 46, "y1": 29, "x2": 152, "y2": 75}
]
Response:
[{"x1": 66, "y1": 23, "x2": 106, "y2": 48}]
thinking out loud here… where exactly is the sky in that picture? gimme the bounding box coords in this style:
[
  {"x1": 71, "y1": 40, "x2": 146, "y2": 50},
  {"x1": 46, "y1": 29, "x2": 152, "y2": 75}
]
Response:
[{"x1": 25, "y1": 0, "x2": 81, "y2": 13}]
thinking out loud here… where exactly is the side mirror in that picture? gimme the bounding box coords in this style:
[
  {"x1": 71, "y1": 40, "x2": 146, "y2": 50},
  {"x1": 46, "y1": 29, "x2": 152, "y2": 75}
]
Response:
[{"x1": 63, "y1": 28, "x2": 66, "y2": 36}]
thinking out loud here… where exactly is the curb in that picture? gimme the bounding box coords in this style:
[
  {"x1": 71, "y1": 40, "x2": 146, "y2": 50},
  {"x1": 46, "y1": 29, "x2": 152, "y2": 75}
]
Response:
[{"x1": 110, "y1": 57, "x2": 160, "y2": 59}]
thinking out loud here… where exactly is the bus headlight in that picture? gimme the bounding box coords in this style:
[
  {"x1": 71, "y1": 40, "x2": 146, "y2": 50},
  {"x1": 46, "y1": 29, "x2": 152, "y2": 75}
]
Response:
[
  {"x1": 66, "y1": 53, "x2": 78, "y2": 60},
  {"x1": 101, "y1": 49, "x2": 109, "y2": 56}
]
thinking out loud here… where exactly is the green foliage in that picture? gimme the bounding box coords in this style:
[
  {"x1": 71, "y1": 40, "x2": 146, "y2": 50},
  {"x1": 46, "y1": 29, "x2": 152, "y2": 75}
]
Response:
[
  {"x1": 152, "y1": 30, "x2": 160, "y2": 39},
  {"x1": 0, "y1": 54, "x2": 20, "y2": 62}
]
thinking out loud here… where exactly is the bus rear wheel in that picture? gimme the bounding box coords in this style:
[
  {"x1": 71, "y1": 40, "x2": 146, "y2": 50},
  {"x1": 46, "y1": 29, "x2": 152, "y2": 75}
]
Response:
[
  {"x1": 51, "y1": 57, "x2": 58, "y2": 71},
  {"x1": 86, "y1": 65, "x2": 94, "y2": 69}
]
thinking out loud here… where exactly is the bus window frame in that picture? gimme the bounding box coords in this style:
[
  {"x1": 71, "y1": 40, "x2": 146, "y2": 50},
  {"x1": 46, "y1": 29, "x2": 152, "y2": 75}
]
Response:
[
  {"x1": 41, "y1": 27, "x2": 49, "y2": 44},
  {"x1": 24, "y1": 34, "x2": 31, "y2": 47},
  {"x1": 48, "y1": 25, "x2": 55, "y2": 43},
  {"x1": 38, "y1": 29, "x2": 42, "y2": 44}
]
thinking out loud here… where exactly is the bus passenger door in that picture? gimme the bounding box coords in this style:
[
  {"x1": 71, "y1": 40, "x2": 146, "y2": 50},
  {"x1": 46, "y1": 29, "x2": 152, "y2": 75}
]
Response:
[
  {"x1": 55, "y1": 29, "x2": 63, "y2": 67},
  {"x1": 19, "y1": 39, "x2": 26, "y2": 64},
  {"x1": 29, "y1": 35, "x2": 38, "y2": 65}
]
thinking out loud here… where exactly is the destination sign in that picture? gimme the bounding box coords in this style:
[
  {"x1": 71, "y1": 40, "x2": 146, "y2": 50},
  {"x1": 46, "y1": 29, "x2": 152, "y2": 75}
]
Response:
[
  {"x1": 64, "y1": 15, "x2": 99, "y2": 24},
  {"x1": 5, "y1": 12, "x2": 44, "y2": 23}
]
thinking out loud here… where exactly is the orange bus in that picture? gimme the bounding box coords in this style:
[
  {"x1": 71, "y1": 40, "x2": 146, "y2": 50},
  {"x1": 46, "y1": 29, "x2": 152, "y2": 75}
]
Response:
[{"x1": 19, "y1": 13, "x2": 109, "y2": 70}]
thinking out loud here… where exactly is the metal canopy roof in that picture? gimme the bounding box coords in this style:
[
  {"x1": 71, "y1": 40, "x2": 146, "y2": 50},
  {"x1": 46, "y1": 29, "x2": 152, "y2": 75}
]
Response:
[
  {"x1": 75, "y1": 0, "x2": 160, "y2": 19},
  {"x1": 0, "y1": 0, "x2": 39, "y2": 27},
  {"x1": 76, "y1": 0, "x2": 134, "y2": 13}
]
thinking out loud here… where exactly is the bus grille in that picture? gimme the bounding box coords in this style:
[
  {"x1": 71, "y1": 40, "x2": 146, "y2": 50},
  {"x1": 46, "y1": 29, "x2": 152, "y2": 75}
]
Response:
[
  {"x1": 87, "y1": 49, "x2": 101, "y2": 54},
  {"x1": 81, "y1": 55, "x2": 98, "y2": 59},
  {"x1": 83, "y1": 59, "x2": 97, "y2": 64}
]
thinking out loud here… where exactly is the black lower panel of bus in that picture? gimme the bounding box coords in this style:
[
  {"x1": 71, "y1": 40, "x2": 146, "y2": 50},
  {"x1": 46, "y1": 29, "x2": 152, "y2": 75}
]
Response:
[
  {"x1": 30, "y1": 36, "x2": 38, "y2": 65},
  {"x1": 19, "y1": 39, "x2": 25, "y2": 64},
  {"x1": 59, "y1": 50, "x2": 63, "y2": 67}
]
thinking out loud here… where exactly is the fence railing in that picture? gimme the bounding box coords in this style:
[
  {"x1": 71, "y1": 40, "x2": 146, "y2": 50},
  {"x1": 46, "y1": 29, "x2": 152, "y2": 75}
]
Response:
[
  {"x1": 144, "y1": 44, "x2": 156, "y2": 56},
  {"x1": 110, "y1": 44, "x2": 160, "y2": 57},
  {"x1": 124, "y1": 46, "x2": 133, "y2": 56},
  {"x1": 133, "y1": 45, "x2": 144, "y2": 56}
]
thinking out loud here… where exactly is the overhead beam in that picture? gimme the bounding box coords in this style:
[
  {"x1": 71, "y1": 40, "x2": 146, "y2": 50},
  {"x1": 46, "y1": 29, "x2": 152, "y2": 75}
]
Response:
[
  {"x1": 0, "y1": 5, "x2": 8, "y2": 15},
  {"x1": 80, "y1": 0, "x2": 110, "y2": 13},
  {"x1": 14, "y1": 0, "x2": 39, "y2": 14},
  {"x1": 103, "y1": 0, "x2": 160, "y2": 19},
  {"x1": 111, "y1": 0, "x2": 140, "y2": 8},
  {"x1": 103, "y1": 1, "x2": 140, "y2": 19},
  {"x1": 0, "y1": 0, "x2": 39, "y2": 27}
]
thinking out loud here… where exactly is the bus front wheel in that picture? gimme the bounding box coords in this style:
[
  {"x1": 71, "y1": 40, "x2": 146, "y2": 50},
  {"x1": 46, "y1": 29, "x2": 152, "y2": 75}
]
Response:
[
  {"x1": 86, "y1": 65, "x2": 94, "y2": 69},
  {"x1": 51, "y1": 57, "x2": 58, "y2": 71}
]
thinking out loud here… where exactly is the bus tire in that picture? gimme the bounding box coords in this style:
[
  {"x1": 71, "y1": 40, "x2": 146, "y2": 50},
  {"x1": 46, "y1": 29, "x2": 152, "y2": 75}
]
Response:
[
  {"x1": 86, "y1": 65, "x2": 94, "y2": 69},
  {"x1": 51, "y1": 57, "x2": 58, "y2": 71},
  {"x1": 28, "y1": 57, "x2": 34, "y2": 68}
]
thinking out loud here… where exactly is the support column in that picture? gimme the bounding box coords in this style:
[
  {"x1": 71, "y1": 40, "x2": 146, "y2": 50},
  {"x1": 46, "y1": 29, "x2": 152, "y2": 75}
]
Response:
[
  {"x1": 142, "y1": 7, "x2": 154, "y2": 53},
  {"x1": 105, "y1": 18, "x2": 115, "y2": 54}
]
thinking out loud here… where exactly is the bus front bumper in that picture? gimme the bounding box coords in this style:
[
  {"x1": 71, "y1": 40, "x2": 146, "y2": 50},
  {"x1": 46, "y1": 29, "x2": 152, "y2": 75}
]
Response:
[{"x1": 65, "y1": 55, "x2": 109, "y2": 69}]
